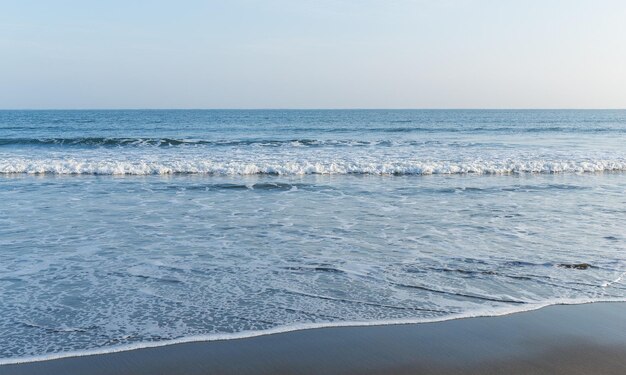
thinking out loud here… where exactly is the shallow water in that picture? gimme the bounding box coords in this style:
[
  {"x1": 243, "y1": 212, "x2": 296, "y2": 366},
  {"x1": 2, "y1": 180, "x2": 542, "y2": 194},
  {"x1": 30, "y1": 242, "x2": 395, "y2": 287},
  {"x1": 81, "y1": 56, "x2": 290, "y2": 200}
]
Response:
[{"x1": 1, "y1": 110, "x2": 625, "y2": 362}]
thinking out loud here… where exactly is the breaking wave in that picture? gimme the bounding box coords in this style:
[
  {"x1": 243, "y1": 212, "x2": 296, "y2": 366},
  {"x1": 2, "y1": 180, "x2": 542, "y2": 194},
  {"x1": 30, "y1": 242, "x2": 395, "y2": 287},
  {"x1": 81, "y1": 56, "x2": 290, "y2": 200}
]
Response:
[
  {"x1": 0, "y1": 137, "x2": 489, "y2": 148},
  {"x1": 1, "y1": 157, "x2": 626, "y2": 175}
]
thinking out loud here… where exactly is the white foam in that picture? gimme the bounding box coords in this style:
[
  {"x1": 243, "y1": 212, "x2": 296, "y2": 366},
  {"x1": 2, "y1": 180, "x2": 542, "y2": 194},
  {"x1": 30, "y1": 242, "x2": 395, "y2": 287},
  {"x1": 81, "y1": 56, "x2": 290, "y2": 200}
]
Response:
[
  {"x1": 1, "y1": 299, "x2": 623, "y2": 366},
  {"x1": 602, "y1": 272, "x2": 626, "y2": 288},
  {"x1": 1, "y1": 157, "x2": 626, "y2": 175}
]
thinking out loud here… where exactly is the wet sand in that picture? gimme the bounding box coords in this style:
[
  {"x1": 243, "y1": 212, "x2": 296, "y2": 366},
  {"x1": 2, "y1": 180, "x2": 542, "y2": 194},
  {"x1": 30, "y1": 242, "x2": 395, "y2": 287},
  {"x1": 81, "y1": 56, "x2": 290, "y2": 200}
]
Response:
[{"x1": 2, "y1": 302, "x2": 625, "y2": 375}]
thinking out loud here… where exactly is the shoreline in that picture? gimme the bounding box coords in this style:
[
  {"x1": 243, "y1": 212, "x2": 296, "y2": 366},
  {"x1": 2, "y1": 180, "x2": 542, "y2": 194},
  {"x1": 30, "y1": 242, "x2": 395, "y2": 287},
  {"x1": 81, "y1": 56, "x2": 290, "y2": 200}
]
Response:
[
  {"x1": 1, "y1": 299, "x2": 622, "y2": 366},
  {"x1": 3, "y1": 301, "x2": 625, "y2": 374}
]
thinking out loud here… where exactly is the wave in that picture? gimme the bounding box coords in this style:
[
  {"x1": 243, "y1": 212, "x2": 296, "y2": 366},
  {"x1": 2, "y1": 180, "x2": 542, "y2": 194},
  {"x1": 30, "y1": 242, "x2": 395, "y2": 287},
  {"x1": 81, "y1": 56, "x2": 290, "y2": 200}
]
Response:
[
  {"x1": 0, "y1": 138, "x2": 503, "y2": 149},
  {"x1": 250, "y1": 126, "x2": 625, "y2": 133},
  {"x1": 1, "y1": 158, "x2": 626, "y2": 175},
  {"x1": 0, "y1": 138, "x2": 430, "y2": 148},
  {"x1": 1, "y1": 299, "x2": 623, "y2": 366},
  {"x1": 2, "y1": 126, "x2": 626, "y2": 148},
  {"x1": 0, "y1": 137, "x2": 290, "y2": 147},
  {"x1": 0, "y1": 137, "x2": 340, "y2": 147}
]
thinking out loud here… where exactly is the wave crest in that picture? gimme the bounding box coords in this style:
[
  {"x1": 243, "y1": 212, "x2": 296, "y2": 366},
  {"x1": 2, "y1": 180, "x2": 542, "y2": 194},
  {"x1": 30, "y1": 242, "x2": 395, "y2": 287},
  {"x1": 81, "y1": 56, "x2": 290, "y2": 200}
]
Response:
[{"x1": 1, "y1": 158, "x2": 625, "y2": 175}]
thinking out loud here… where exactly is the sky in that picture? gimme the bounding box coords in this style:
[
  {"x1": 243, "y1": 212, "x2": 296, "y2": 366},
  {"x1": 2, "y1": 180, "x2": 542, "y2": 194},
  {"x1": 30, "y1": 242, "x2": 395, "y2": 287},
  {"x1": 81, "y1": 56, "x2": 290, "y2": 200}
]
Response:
[{"x1": 1, "y1": 0, "x2": 626, "y2": 109}]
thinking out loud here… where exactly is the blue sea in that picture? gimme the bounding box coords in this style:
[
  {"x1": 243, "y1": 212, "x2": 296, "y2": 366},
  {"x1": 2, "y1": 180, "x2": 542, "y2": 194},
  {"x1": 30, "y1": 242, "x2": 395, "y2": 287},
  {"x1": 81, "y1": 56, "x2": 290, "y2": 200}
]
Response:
[{"x1": 1, "y1": 110, "x2": 625, "y2": 363}]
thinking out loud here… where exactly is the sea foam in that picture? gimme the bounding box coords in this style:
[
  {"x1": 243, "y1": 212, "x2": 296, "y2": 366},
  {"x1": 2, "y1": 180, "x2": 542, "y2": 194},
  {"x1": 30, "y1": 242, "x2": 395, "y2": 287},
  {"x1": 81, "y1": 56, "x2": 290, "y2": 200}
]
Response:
[
  {"x1": 1, "y1": 157, "x2": 626, "y2": 175},
  {"x1": 1, "y1": 299, "x2": 624, "y2": 366},
  {"x1": 2, "y1": 110, "x2": 626, "y2": 364}
]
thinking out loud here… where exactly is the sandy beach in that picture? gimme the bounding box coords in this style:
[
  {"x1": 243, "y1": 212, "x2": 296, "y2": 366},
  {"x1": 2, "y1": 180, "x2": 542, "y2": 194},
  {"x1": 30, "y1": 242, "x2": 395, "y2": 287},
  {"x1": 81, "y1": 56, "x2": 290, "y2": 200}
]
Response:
[
  {"x1": 2, "y1": 302, "x2": 625, "y2": 375},
  {"x1": 4, "y1": 0, "x2": 626, "y2": 373}
]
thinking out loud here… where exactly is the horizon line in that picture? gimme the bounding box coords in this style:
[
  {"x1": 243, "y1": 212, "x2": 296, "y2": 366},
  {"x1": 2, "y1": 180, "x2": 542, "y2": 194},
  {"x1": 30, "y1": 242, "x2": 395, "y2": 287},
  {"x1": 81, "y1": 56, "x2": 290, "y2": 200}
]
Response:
[{"x1": 1, "y1": 108, "x2": 625, "y2": 111}]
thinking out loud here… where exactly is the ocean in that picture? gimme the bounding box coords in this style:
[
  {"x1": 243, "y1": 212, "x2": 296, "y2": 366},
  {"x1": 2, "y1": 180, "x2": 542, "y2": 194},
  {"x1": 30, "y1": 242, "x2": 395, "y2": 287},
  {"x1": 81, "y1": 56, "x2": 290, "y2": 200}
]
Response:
[{"x1": 1, "y1": 109, "x2": 625, "y2": 363}]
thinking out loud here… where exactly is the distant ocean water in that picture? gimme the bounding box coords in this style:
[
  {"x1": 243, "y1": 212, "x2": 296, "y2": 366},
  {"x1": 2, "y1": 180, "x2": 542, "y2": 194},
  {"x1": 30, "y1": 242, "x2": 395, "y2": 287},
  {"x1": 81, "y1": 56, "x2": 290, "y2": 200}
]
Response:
[{"x1": 1, "y1": 110, "x2": 625, "y2": 363}]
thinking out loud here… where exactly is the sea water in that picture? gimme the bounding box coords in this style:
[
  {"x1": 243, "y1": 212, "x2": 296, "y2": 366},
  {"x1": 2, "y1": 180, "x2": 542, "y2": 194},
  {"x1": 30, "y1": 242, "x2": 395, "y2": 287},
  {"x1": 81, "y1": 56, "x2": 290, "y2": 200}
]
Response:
[{"x1": 0, "y1": 110, "x2": 625, "y2": 363}]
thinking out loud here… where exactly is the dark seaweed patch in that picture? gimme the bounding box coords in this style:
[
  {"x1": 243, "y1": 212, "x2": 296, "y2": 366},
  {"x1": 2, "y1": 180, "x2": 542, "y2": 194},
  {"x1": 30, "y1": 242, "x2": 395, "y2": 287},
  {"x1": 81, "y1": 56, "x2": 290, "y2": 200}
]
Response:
[{"x1": 558, "y1": 263, "x2": 594, "y2": 270}]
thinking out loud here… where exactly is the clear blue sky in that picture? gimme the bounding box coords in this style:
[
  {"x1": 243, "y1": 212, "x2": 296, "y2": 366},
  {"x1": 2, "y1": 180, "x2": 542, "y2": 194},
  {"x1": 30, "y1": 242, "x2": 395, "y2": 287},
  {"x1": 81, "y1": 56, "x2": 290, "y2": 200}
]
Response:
[{"x1": 1, "y1": 0, "x2": 625, "y2": 109}]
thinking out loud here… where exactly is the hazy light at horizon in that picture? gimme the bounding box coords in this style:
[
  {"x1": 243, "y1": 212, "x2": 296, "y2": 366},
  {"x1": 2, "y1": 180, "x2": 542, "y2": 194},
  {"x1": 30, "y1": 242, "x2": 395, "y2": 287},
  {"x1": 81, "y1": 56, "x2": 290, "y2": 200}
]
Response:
[{"x1": 1, "y1": 0, "x2": 625, "y2": 109}]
